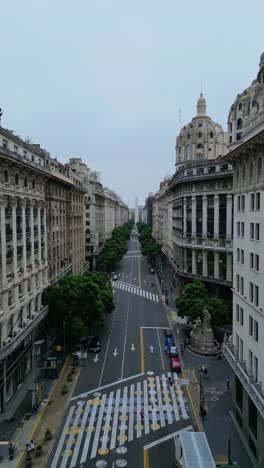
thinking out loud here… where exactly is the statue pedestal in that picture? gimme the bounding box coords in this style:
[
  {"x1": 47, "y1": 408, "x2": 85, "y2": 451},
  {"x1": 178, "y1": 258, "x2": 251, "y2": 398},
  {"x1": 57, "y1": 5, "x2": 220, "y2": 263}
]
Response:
[{"x1": 190, "y1": 325, "x2": 215, "y2": 355}]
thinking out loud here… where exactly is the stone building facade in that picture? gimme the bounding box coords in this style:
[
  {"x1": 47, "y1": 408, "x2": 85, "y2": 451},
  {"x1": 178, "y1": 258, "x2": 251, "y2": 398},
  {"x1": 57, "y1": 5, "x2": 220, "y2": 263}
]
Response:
[
  {"x1": 152, "y1": 96, "x2": 233, "y2": 297},
  {"x1": 223, "y1": 53, "x2": 264, "y2": 464}
]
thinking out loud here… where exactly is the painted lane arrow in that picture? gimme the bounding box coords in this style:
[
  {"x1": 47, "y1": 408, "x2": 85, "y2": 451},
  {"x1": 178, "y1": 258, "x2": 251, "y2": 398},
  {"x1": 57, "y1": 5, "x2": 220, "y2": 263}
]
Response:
[
  {"x1": 149, "y1": 345, "x2": 154, "y2": 354},
  {"x1": 113, "y1": 348, "x2": 118, "y2": 357},
  {"x1": 93, "y1": 354, "x2": 99, "y2": 363},
  {"x1": 131, "y1": 344, "x2": 135, "y2": 351}
]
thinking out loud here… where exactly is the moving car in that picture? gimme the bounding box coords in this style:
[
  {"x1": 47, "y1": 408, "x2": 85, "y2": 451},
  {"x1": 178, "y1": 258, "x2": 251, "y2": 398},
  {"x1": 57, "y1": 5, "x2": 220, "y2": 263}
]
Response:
[
  {"x1": 170, "y1": 357, "x2": 182, "y2": 373},
  {"x1": 112, "y1": 274, "x2": 118, "y2": 281},
  {"x1": 89, "y1": 336, "x2": 101, "y2": 353}
]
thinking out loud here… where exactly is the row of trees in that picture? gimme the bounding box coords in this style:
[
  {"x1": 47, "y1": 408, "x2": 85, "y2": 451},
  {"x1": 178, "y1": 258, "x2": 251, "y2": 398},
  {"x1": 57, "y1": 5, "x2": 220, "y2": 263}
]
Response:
[
  {"x1": 137, "y1": 222, "x2": 161, "y2": 261},
  {"x1": 97, "y1": 221, "x2": 133, "y2": 272},
  {"x1": 45, "y1": 222, "x2": 133, "y2": 343}
]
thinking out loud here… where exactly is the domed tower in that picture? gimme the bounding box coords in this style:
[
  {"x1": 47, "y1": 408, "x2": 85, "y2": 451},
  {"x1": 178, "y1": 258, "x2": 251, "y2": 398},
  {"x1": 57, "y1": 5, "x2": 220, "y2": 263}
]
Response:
[
  {"x1": 227, "y1": 51, "x2": 264, "y2": 149},
  {"x1": 175, "y1": 94, "x2": 227, "y2": 169}
]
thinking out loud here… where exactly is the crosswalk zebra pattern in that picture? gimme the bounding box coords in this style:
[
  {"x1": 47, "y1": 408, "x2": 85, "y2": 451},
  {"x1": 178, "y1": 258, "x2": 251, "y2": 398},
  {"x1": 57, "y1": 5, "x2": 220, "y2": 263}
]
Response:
[
  {"x1": 51, "y1": 373, "x2": 189, "y2": 467},
  {"x1": 112, "y1": 281, "x2": 159, "y2": 302}
]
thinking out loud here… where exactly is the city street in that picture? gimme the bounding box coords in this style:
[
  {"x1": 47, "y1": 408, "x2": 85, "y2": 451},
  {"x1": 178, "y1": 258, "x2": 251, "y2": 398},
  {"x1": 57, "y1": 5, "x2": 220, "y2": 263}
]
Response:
[{"x1": 47, "y1": 238, "x2": 194, "y2": 468}]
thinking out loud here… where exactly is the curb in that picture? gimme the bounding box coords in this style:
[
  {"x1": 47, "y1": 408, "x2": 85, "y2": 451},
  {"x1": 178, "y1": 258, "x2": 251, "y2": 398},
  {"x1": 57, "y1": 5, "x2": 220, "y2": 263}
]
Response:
[{"x1": 15, "y1": 357, "x2": 70, "y2": 468}]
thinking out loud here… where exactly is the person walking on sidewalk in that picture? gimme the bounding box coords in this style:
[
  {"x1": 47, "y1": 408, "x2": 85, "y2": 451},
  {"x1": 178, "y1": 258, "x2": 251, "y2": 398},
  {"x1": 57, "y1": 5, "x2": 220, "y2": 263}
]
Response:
[{"x1": 139, "y1": 408, "x2": 145, "y2": 421}]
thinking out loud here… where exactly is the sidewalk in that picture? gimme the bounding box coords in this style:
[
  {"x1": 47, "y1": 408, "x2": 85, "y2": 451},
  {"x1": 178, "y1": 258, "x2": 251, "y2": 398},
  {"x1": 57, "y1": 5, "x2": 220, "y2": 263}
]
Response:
[{"x1": 1, "y1": 357, "x2": 78, "y2": 468}]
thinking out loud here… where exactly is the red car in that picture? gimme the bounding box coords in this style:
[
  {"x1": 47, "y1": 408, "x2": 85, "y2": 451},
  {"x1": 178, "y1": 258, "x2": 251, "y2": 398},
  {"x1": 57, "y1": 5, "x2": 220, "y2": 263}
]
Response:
[{"x1": 170, "y1": 357, "x2": 182, "y2": 373}]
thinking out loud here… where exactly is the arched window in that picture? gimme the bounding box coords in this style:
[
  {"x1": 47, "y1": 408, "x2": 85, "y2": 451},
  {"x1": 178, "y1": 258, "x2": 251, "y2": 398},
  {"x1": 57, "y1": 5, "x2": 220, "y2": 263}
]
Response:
[
  {"x1": 198, "y1": 132, "x2": 202, "y2": 138},
  {"x1": 257, "y1": 158, "x2": 262, "y2": 184},
  {"x1": 249, "y1": 161, "x2": 254, "y2": 185},
  {"x1": 32, "y1": 179, "x2": 35, "y2": 190},
  {"x1": 197, "y1": 143, "x2": 203, "y2": 149},
  {"x1": 237, "y1": 118, "x2": 243, "y2": 130},
  {"x1": 229, "y1": 122, "x2": 233, "y2": 133},
  {"x1": 15, "y1": 173, "x2": 19, "y2": 185},
  {"x1": 24, "y1": 176, "x2": 28, "y2": 188},
  {"x1": 187, "y1": 133, "x2": 191, "y2": 139},
  {"x1": 210, "y1": 131, "x2": 214, "y2": 139},
  {"x1": 198, "y1": 122, "x2": 203, "y2": 128},
  {"x1": 238, "y1": 103, "x2": 243, "y2": 111},
  {"x1": 242, "y1": 164, "x2": 246, "y2": 186},
  {"x1": 4, "y1": 169, "x2": 9, "y2": 183}
]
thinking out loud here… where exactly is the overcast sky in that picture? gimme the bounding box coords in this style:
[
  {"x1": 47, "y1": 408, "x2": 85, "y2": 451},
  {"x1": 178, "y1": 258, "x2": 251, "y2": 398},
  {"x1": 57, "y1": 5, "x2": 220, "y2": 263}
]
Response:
[{"x1": 1, "y1": 0, "x2": 263, "y2": 207}]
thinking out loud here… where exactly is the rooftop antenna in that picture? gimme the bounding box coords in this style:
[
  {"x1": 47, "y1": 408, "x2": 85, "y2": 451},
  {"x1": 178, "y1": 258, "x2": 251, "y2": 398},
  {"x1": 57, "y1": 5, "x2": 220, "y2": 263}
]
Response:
[{"x1": 0, "y1": 108, "x2": 3, "y2": 127}]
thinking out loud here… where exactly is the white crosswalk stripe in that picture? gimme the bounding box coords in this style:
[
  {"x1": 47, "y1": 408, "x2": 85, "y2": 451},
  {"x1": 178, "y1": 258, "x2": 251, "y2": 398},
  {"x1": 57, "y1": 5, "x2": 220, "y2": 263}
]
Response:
[
  {"x1": 51, "y1": 374, "x2": 189, "y2": 467},
  {"x1": 112, "y1": 281, "x2": 159, "y2": 303}
]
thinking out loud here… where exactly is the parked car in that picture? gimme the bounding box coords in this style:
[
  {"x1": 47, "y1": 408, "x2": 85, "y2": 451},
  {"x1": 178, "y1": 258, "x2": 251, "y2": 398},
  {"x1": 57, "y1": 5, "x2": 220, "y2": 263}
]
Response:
[
  {"x1": 166, "y1": 336, "x2": 175, "y2": 347},
  {"x1": 168, "y1": 345, "x2": 178, "y2": 357},
  {"x1": 170, "y1": 357, "x2": 182, "y2": 373},
  {"x1": 89, "y1": 336, "x2": 101, "y2": 353},
  {"x1": 112, "y1": 274, "x2": 118, "y2": 281}
]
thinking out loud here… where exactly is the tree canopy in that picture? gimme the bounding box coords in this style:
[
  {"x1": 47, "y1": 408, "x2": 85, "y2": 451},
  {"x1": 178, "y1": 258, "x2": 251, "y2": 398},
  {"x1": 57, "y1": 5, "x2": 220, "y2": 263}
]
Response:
[
  {"x1": 137, "y1": 222, "x2": 161, "y2": 261},
  {"x1": 175, "y1": 279, "x2": 229, "y2": 329},
  {"x1": 97, "y1": 222, "x2": 133, "y2": 272},
  {"x1": 45, "y1": 271, "x2": 114, "y2": 342}
]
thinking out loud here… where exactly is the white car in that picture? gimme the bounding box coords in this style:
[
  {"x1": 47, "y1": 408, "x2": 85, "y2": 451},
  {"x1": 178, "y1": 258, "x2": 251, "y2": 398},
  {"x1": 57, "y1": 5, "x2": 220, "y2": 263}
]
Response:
[{"x1": 113, "y1": 274, "x2": 118, "y2": 281}]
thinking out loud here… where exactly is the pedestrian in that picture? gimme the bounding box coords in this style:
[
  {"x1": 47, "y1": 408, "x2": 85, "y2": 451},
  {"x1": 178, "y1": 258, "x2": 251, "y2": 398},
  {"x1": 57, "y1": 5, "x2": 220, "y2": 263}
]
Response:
[
  {"x1": 227, "y1": 380, "x2": 230, "y2": 392},
  {"x1": 139, "y1": 408, "x2": 144, "y2": 421},
  {"x1": 30, "y1": 440, "x2": 35, "y2": 453},
  {"x1": 204, "y1": 367, "x2": 208, "y2": 377},
  {"x1": 198, "y1": 365, "x2": 203, "y2": 374},
  {"x1": 26, "y1": 442, "x2": 31, "y2": 454},
  {"x1": 168, "y1": 376, "x2": 173, "y2": 386},
  {"x1": 8, "y1": 442, "x2": 15, "y2": 461}
]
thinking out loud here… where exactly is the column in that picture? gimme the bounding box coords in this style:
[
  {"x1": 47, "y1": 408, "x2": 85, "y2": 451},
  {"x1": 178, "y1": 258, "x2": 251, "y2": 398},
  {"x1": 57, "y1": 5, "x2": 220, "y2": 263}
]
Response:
[
  {"x1": 21, "y1": 199, "x2": 27, "y2": 274},
  {"x1": 202, "y1": 195, "x2": 208, "y2": 238},
  {"x1": 191, "y1": 196, "x2": 196, "y2": 237},
  {"x1": 202, "y1": 250, "x2": 208, "y2": 277},
  {"x1": 214, "y1": 251, "x2": 219, "y2": 279},
  {"x1": 43, "y1": 203, "x2": 48, "y2": 267},
  {"x1": 183, "y1": 197, "x2": 187, "y2": 236},
  {"x1": 192, "y1": 250, "x2": 197, "y2": 275},
  {"x1": 214, "y1": 195, "x2": 219, "y2": 239},
  {"x1": 30, "y1": 200, "x2": 34, "y2": 270},
  {"x1": 226, "y1": 195, "x2": 232, "y2": 239},
  {"x1": 37, "y1": 202, "x2": 42, "y2": 266},
  {"x1": 0, "y1": 195, "x2": 7, "y2": 289},
  {"x1": 11, "y1": 197, "x2": 18, "y2": 281},
  {"x1": 226, "y1": 253, "x2": 233, "y2": 282}
]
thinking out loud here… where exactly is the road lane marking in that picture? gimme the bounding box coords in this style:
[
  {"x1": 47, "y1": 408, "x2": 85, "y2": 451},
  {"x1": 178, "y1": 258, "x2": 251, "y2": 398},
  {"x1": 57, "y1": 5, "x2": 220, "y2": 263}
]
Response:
[
  {"x1": 173, "y1": 373, "x2": 188, "y2": 420},
  {"x1": 167, "y1": 373, "x2": 180, "y2": 422},
  {"x1": 161, "y1": 374, "x2": 173, "y2": 424},
  {"x1": 101, "y1": 391, "x2": 114, "y2": 453},
  {"x1": 143, "y1": 291, "x2": 145, "y2": 297},
  {"x1": 144, "y1": 448, "x2": 149, "y2": 468},
  {"x1": 156, "y1": 329, "x2": 164, "y2": 370},
  {"x1": 119, "y1": 386, "x2": 128, "y2": 445},
  {"x1": 155, "y1": 376, "x2": 165, "y2": 428},
  {"x1": 80, "y1": 397, "x2": 99, "y2": 463},
  {"x1": 51, "y1": 405, "x2": 75, "y2": 468},
  {"x1": 140, "y1": 289, "x2": 142, "y2": 296},
  {"x1": 70, "y1": 400, "x2": 91, "y2": 467},
  {"x1": 91, "y1": 394, "x2": 107, "y2": 458},
  {"x1": 110, "y1": 389, "x2": 121, "y2": 450},
  {"x1": 71, "y1": 373, "x2": 144, "y2": 400},
  {"x1": 61, "y1": 402, "x2": 84, "y2": 468},
  {"x1": 143, "y1": 379, "x2": 150, "y2": 435},
  {"x1": 120, "y1": 332, "x2": 127, "y2": 379},
  {"x1": 128, "y1": 384, "x2": 135, "y2": 442},
  {"x1": 149, "y1": 378, "x2": 157, "y2": 430},
  {"x1": 143, "y1": 425, "x2": 193, "y2": 450},
  {"x1": 98, "y1": 336, "x2": 111, "y2": 388},
  {"x1": 136, "y1": 381, "x2": 142, "y2": 438},
  {"x1": 146, "y1": 292, "x2": 149, "y2": 299},
  {"x1": 140, "y1": 328, "x2": 145, "y2": 373}
]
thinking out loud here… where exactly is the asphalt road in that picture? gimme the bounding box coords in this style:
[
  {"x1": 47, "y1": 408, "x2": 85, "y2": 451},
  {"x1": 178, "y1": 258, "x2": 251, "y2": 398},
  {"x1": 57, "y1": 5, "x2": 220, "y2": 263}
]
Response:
[{"x1": 47, "y1": 237, "x2": 193, "y2": 468}]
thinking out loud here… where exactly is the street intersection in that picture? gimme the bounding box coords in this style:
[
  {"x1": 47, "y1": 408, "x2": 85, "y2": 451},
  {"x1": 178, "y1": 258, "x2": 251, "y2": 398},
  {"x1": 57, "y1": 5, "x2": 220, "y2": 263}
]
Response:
[{"x1": 47, "y1": 238, "x2": 193, "y2": 467}]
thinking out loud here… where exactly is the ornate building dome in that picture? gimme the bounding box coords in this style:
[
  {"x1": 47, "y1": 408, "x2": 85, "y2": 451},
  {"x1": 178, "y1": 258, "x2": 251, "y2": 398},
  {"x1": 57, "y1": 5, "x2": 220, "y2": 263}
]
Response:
[
  {"x1": 227, "y1": 51, "x2": 264, "y2": 149},
  {"x1": 175, "y1": 94, "x2": 227, "y2": 168}
]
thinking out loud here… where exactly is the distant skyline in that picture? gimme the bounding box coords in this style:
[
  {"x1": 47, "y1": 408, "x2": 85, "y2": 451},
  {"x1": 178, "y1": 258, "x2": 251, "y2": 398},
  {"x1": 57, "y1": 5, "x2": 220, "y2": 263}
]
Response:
[{"x1": 0, "y1": 0, "x2": 263, "y2": 207}]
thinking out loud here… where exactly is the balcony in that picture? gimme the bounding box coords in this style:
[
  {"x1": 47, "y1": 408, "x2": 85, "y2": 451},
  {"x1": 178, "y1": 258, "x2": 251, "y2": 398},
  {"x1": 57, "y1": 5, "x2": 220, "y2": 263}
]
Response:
[
  {"x1": 17, "y1": 229, "x2": 22, "y2": 239},
  {"x1": 6, "y1": 229, "x2": 13, "y2": 241},
  {"x1": 0, "y1": 305, "x2": 48, "y2": 360},
  {"x1": 223, "y1": 341, "x2": 264, "y2": 420}
]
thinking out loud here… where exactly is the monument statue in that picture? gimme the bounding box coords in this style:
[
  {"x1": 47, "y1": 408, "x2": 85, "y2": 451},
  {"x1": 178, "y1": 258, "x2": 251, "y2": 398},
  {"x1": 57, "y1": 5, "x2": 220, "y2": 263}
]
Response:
[{"x1": 189, "y1": 307, "x2": 217, "y2": 355}]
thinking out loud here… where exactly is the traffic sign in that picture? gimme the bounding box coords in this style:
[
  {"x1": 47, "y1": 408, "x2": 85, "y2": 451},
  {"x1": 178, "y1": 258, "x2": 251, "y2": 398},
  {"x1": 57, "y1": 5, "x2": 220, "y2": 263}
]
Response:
[{"x1": 56, "y1": 345, "x2": 62, "y2": 352}]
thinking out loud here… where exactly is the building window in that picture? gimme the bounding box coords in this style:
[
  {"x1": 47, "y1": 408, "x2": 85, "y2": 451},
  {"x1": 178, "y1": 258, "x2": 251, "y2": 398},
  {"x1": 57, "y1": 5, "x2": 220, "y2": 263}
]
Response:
[
  {"x1": 250, "y1": 252, "x2": 254, "y2": 269},
  {"x1": 236, "y1": 274, "x2": 240, "y2": 291},
  {"x1": 250, "y1": 193, "x2": 255, "y2": 210},
  {"x1": 249, "y1": 161, "x2": 254, "y2": 185},
  {"x1": 14, "y1": 145, "x2": 18, "y2": 153},
  {"x1": 237, "y1": 118, "x2": 243, "y2": 130},
  {"x1": 237, "y1": 222, "x2": 240, "y2": 237},
  {"x1": 254, "y1": 320, "x2": 259, "y2": 342},
  {"x1": 255, "y1": 254, "x2": 259, "y2": 272},
  {"x1": 248, "y1": 397, "x2": 258, "y2": 438},
  {"x1": 236, "y1": 304, "x2": 239, "y2": 322},
  {"x1": 249, "y1": 316, "x2": 253, "y2": 336},
  {"x1": 241, "y1": 195, "x2": 245, "y2": 211},
  {"x1": 249, "y1": 282, "x2": 254, "y2": 302},
  {"x1": 4, "y1": 169, "x2": 9, "y2": 183},
  {"x1": 210, "y1": 131, "x2": 214, "y2": 138},
  {"x1": 242, "y1": 165, "x2": 246, "y2": 185},
  {"x1": 186, "y1": 145, "x2": 191, "y2": 160},
  {"x1": 2, "y1": 139, "x2": 8, "y2": 149},
  {"x1": 15, "y1": 173, "x2": 19, "y2": 185},
  {"x1": 240, "y1": 307, "x2": 244, "y2": 326},
  {"x1": 24, "y1": 176, "x2": 28, "y2": 188},
  {"x1": 238, "y1": 103, "x2": 243, "y2": 111},
  {"x1": 237, "y1": 196, "x2": 241, "y2": 211},
  {"x1": 23, "y1": 150, "x2": 27, "y2": 158},
  {"x1": 241, "y1": 222, "x2": 244, "y2": 238},
  {"x1": 241, "y1": 276, "x2": 244, "y2": 295},
  {"x1": 254, "y1": 285, "x2": 259, "y2": 307},
  {"x1": 241, "y1": 249, "x2": 244, "y2": 264},
  {"x1": 255, "y1": 223, "x2": 260, "y2": 240},
  {"x1": 250, "y1": 223, "x2": 254, "y2": 240},
  {"x1": 198, "y1": 132, "x2": 202, "y2": 138},
  {"x1": 237, "y1": 248, "x2": 240, "y2": 262},
  {"x1": 256, "y1": 193, "x2": 260, "y2": 210},
  {"x1": 32, "y1": 179, "x2": 35, "y2": 190}
]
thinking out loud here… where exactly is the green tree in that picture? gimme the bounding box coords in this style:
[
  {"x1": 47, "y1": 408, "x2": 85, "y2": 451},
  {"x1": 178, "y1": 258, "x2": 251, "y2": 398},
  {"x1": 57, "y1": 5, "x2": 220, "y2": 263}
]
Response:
[{"x1": 175, "y1": 279, "x2": 229, "y2": 329}]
